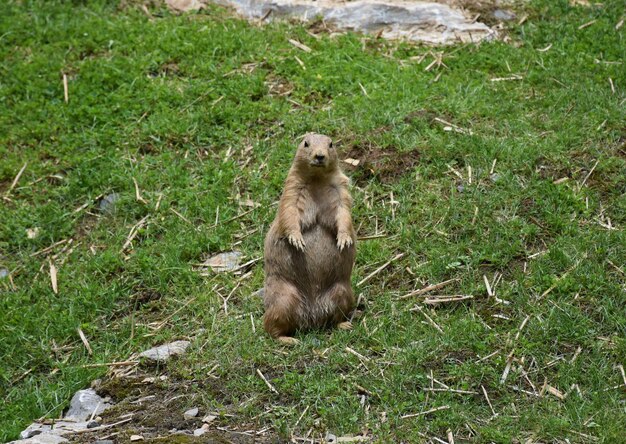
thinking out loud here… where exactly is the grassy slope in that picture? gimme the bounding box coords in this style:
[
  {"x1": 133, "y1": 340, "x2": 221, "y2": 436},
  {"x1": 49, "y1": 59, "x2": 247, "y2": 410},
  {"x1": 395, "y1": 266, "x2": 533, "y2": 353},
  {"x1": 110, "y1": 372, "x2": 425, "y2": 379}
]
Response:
[{"x1": 1, "y1": 0, "x2": 625, "y2": 441}]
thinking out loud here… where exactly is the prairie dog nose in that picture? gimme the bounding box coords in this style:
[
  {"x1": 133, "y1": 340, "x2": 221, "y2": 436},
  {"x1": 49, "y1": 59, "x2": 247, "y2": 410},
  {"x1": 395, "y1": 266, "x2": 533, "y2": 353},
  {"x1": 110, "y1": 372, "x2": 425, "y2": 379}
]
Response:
[{"x1": 314, "y1": 154, "x2": 326, "y2": 162}]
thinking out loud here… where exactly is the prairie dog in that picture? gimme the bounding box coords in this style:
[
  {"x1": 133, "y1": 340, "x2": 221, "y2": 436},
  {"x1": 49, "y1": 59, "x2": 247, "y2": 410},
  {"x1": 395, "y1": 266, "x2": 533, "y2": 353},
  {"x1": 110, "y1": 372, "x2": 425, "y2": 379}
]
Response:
[{"x1": 263, "y1": 134, "x2": 356, "y2": 344}]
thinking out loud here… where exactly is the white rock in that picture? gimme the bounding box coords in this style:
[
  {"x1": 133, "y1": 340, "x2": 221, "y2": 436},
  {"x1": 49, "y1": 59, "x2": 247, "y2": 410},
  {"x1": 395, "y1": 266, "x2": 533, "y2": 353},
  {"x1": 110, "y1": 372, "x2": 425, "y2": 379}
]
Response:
[
  {"x1": 202, "y1": 414, "x2": 217, "y2": 423},
  {"x1": 184, "y1": 407, "x2": 199, "y2": 419},
  {"x1": 194, "y1": 423, "x2": 211, "y2": 436},
  {"x1": 208, "y1": 0, "x2": 496, "y2": 44},
  {"x1": 139, "y1": 340, "x2": 191, "y2": 362},
  {"x1": 193, "y1": 428, "x2": 206, "y2": 436},
  {"x1": 64, "y1": 389, "x2": 111, "y2": 421},
  {"x1": 130, "y1": 435, "x2": 144, "y2": 441}
]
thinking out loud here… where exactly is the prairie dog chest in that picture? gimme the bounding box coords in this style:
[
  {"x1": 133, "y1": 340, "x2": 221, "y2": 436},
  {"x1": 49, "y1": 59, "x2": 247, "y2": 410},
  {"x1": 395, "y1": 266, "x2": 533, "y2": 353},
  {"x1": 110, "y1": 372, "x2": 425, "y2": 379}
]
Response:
[{"x1": 299, "y1": 183, "x2": 340, "y2": 230}]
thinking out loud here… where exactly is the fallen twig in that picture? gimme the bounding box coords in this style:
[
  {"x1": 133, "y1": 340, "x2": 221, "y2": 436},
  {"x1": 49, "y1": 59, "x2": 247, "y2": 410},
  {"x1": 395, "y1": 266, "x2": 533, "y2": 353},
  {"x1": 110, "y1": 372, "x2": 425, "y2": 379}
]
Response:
[
  {"x1": 357, "y1": 253, "x2": 405, "y2": 287},
  {"x1": 411, "y1": 305, "x2": 444, "y2": 333},
  {"x1": 399, "y1": 278, "x2": 458, "y2": 300},
  {"x1": 257, "y1": 368, "x2": 279, "y2": 394},
  {"x1": 423, "y1": 295, "x2": 473, "y2": 305},
  {"x1": 4, "y1": 162, "x2": 28, "y2": 198},
  {"x1": 81, "y1": 360, "x2": 139, "y2": 368},
  {"x1": 401, "y1": 405, "x2": 450, "y2": 419}
]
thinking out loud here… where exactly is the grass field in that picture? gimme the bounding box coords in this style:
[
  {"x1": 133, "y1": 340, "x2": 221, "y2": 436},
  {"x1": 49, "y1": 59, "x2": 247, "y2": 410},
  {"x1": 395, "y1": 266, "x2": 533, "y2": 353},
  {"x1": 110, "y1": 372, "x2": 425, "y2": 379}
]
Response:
[{"x1": 1, "y1": 0, "x2": 625, "y2": 442}]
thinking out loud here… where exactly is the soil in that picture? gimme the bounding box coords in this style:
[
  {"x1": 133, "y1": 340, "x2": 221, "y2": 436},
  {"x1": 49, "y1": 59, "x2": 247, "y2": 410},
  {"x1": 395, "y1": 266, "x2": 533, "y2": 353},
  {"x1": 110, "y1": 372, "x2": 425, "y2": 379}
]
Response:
[
  {"x1": 67, "y1": 372, "x2": 282, "y2": 443},
  {"x1": 342, "y1": 137, "x2": 421, "y2": 184}
]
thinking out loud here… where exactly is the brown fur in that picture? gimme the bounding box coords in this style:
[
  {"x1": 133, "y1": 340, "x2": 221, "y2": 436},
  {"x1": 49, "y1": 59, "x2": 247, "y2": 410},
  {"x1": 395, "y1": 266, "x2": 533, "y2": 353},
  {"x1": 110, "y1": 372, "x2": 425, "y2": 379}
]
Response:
[{"x1": 263, "y1": 134, "x2": 356, "y2": 342}]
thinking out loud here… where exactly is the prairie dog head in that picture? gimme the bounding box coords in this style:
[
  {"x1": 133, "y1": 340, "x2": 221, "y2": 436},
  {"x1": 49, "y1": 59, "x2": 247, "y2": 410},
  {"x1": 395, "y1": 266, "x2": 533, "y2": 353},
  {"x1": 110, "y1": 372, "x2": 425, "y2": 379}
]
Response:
[{"x1": 294, "y1": 133, "x2": 337, "y2": 173}]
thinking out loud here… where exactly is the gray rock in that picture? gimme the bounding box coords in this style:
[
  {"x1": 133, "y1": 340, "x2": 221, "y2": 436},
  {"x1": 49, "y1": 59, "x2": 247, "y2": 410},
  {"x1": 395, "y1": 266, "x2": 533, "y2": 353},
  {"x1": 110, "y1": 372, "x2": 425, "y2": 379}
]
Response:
[
  {"x1": 490, "y1": 173, "x2": 501, "y2": 183},
  {"x1": 0, "y1": 268, "x2": 9, "y2": 279},
  {"x1": 65, "y1": 389, "x2": 111, "y2": 421},
  {"x1": 10, "y1": 433, "x2": 69, "y2": 444},
  {"x1": 209, "y1": 0, "x2": 496, "y2": 44},
  {"x1": 19, "y1": 424, "x2": 51, "y2": 439},
  {"x1": 325, "y1": 433, "x2": 338, "y2": 444},
  {"x1": 139, "y1": 340, "x2": 191, "y2": 362},
  {"x1": 86, "y1": 419, "x2": 100, "y2": 428},
  {"x1": 456, "y1": 184, "x2": 465, "y2": 193},
  {"x1": 98, "y1": 193, "x2": 120, "y2": 215},
  {"x1": 493, "y1": 9, "x2": 516, "y2": 21}
]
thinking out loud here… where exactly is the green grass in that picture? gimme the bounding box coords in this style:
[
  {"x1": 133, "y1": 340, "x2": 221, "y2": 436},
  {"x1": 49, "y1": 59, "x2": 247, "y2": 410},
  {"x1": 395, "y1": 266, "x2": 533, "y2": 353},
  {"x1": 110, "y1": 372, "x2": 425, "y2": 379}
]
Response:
[{"x1": 1, "y1": 0, "x2": 625, "y2": 441}]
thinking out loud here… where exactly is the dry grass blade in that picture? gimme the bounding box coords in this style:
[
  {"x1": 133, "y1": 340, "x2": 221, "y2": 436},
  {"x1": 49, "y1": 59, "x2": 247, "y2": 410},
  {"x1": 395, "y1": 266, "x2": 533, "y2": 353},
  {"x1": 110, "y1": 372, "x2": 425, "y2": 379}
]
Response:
[
  {"x1": 423, "y1": 388, "x2": 478, "y2": 395},
  {"x1": 63, "y1": 73, "x2": 69, "y2": 103},
  {"x1": 133, "y1": 177, "x2": 148, "y2": 204},
  {"x1": 357, "y1": 253, "x2": 405, "y2": 287},
  {"x1": 411, "y1": 305, "x2": 444, "y2": 333},
  {"x1": 77, "y1": 328, "x2": 93, "y2": 355},
  {"x1": 72, "y1": 417, "x2": 134, "y2": 434},
  {"x1": 578, "y1": 19, "x2": 597, "y2": 30},
  {"x1": 288, "y1": 39, "x2": 312, "y2": 53},
  {"x1": 399, "y1": 278, "x2": 458, "y2": 299},
  {"x1": 5, "y1": 162, "x2": 28, "y2": 197},
  {"x1": 121, "y1": 215, "x2": 149, "y2": 252},
  {"x1": 579, "y1": 159, "x2": 599, "y2": 188},
  {"x1": 490, "y1": 74, "x2": 523, "y2": 82},
  {"x1": 481, "y1": 385, "x2": 497, "y2": 417},
  {"x1": 423, "y1": 295, "x2": 473, "y2": 305},
  {"x1": 50, "y1": 263, "x2": 58, "y2": 294},
  {"x1": 31, "y1": 239, "x2": 69, "y2": 257},
  {"x1": 500, "y1": 350, "x2": 514, "y2": 384},
  {"x1": 256, "y1": 369, "x2": 279, "y2": 394},
  {"x1": 345, "y1": 346, "x2": 370, "y2": 362},
  {"x1": 81, "y1": 360, "x2": 139, "y2": 368},
  {"x1": 400, "y1": 405, "x2": 450, "y2": 419}
]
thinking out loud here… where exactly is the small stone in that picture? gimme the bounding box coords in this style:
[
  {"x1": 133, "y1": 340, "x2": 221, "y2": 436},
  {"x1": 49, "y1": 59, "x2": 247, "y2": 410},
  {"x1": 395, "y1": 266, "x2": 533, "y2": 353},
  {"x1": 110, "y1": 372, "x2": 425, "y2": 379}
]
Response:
[
  {"x1": 139, "y1": 340, "x2": 191, "y2": 363},
  {"x1": 0, "y1": 268, "x2": 8, "y2": 279},
  {"x1": 490, "y1": 173, "x2": 501, "y2": 183},
  {"x1": 64, "y1": 389, "x2": 111, "y2": 421},
  {"x1": 456, "y1": 185, "x2": 465, "y2": 193},
  {"x1": 493, "y1": 9, "x2": 516, "y2": 21},
  {"x1": 130, "y1": 435, "x2": 144, "y2": 442},
  {"x1": 86, "y1": 419, "x2": 100, "y2": 428},
  {"x1": 202, "y1": 414, "x2": 217, "y2": 423},
  {"x1": 26, "y1": 227, "x2": 40, "y2": 239},
  {"x1": 184, "y1": 407, "x2": 199, "y2": 419},
  {"x1": 98, "y1": 193, "x2": 120, "y2": 215},
  {"x1": 325, "y1": 433, "x2": 338, "y2": 443},
  {"x1": 193, "y1": 428, "x2": 206, "y2": 437}
]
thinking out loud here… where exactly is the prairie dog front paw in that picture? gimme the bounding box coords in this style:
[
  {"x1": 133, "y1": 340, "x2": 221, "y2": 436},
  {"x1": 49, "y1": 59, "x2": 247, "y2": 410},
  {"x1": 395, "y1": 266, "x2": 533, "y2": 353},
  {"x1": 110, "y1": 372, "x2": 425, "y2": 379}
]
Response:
[
  {"x1": 336, "y1": 232, "x2": 353, "y2": 250},
  {"x1": 288, "y1": 232, "x2": 306, "y2": 251}
]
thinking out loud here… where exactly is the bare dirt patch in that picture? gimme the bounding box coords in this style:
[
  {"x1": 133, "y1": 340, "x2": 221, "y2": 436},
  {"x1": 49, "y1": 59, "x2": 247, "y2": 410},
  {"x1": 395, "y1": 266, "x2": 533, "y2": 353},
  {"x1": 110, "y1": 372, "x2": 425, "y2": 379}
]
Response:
[
  {"x1": 342, "y1": 138, "x2": 421, "y2": 184},
  {"x1": 68, "y1": 373, "x2": 279, "y2": 443}
]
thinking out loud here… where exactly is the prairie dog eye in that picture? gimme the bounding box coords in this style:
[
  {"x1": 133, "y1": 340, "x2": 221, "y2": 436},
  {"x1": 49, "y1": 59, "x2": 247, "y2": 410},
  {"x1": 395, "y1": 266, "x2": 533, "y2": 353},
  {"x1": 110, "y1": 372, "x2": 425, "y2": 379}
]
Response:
[
  {"x1": 304, "y1": 141, "x2": 309, "y2": 148},
  {"x1": 329, "y1": 141, "x2": 333, "y2": 149}
]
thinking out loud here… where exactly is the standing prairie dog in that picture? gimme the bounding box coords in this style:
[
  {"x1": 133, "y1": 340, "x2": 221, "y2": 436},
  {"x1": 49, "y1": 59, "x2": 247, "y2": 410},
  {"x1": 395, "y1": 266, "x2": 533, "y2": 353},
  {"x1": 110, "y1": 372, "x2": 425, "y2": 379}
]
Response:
[{"x1": 263, "y1": 133, "x2": 356, "y2": 344}]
